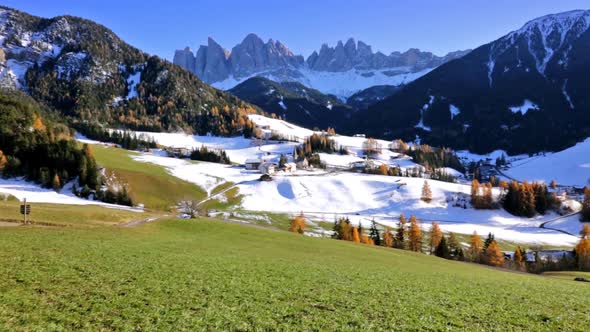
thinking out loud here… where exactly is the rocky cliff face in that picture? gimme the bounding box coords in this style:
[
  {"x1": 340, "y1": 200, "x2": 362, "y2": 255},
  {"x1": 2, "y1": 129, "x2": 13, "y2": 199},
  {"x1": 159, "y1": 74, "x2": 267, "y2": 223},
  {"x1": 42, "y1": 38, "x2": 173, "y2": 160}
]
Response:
[{"x1": 174, "y1": 34, "x2": 468, "y2": 98}]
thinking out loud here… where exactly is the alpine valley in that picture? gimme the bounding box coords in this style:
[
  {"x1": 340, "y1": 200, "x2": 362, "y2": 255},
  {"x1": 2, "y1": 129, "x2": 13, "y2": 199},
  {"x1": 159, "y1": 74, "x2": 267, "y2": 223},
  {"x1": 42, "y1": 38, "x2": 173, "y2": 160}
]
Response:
[{"x1": 1, "y1": 4, "x2": 590, "y2": 331}]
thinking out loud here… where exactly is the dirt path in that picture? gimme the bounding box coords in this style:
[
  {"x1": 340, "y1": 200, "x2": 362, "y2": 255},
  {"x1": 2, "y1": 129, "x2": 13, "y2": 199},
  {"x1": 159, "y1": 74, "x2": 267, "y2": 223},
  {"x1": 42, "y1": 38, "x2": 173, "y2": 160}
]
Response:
[
  {"x1": 119, "y1": 215, "x2": 168, "y2": 227},
  {"x1": 0, "y1": 221, "x2": 21, "y2": 227}
]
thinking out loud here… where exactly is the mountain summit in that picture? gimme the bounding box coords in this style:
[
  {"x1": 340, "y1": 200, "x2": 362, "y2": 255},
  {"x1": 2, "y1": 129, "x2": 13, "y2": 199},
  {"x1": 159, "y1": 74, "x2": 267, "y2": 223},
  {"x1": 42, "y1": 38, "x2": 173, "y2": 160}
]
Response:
[
  {"x1": 173, "y1": 34, "x2": 468, "y2": 98},
  {"x1": 354, "y1": 9, "x2": 590, "y2": 153}
]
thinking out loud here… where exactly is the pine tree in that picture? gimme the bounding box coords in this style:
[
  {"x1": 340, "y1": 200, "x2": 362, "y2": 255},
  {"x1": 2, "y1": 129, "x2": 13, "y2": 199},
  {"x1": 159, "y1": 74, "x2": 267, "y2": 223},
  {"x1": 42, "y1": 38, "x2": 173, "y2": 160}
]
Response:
[
  {"x1": 382, "y1": 226, "x2": 394, "y2": 247},
  {"x1": 369, "y1": 220, "x2": 381, "y2": 246},
  {"x1": 395, "y1": 215, "x2": 407, "y2": 249},
  {"x1": 485, "y1": 240, "x2": 505, "y2": 267},
  {"x1": 484, "y1": 233, "x2": 495, "y2": 250},
  {"x1": 582, "y1": 187, "x2": 590, "y2": 222},
  {"x1": 469, "y1": 231, "x2": 483, "y2": 262},
  {"x1": 408, "y1": 215, "x2": 422, "y2": 252},
  {"x1": 421, "y1": 180, "x2": 432, "y2": 203},
  {"x1": 448, "y1": 232, "x2": 459, "y2": 257},
  {"x1": 514, "y1": 245, "x2": 525, "y2": 271},
  {"x1": 435, "y1": 236, "x2": 450, "y2": 259},
  {"x1": 428, "y1": 222, "x2": 443, "y2": 253},
  {"x1": 289, "y1": 213, "x2": 306, "y2": 234},
  {"x1": 352, "y1": 227, "x2": 361, "y2": 243}
]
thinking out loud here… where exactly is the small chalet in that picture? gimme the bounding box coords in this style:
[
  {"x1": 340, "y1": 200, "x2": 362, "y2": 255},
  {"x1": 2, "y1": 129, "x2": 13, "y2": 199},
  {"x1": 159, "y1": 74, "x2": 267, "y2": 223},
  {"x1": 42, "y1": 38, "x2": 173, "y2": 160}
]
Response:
[
  {"x1": 244, "y1": 159, "x2": 262, "y2": 170},
  {"x1": 259, "y1": 162, "x2": 277, "y2": 175}
]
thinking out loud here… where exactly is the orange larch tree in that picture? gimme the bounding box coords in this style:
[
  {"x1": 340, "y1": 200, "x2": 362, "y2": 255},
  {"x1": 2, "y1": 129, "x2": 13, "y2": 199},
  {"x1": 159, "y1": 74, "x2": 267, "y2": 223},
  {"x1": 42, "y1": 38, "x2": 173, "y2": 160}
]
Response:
[
  {"x1": 428, "y1": 222, "x2": 443, "y2": 253},
  {"x1": 485, "y1": 240, "x2": 505, "y2": 267},
  {"x1": 469, "y1": 231, "x2": 483, "y2": 262},
  {"x1": 408, "y1": 215, "x2": 422, "y2": 252}
]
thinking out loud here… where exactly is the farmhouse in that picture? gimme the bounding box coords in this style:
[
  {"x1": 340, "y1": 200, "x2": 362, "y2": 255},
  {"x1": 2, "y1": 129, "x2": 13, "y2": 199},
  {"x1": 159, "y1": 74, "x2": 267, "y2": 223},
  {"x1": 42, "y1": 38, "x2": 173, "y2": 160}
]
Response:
[
  {"x1": 259, "y1": 162, "x2": 277, "y2": 175},
  {"x1": 244, "y1": 159, "x2": 262, "y2": 170}
]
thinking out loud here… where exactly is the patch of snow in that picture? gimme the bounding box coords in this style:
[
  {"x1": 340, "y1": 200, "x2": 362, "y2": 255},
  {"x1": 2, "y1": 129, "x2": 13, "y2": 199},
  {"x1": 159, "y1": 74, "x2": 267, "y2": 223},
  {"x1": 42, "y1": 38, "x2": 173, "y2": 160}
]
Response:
[
  {"x1": 509, "y1": 99, "x2": 539, "y2": 115},
  {"x1": 278, "y1": 100, "x2": 287, "y2": 110},
  {"x1": 0, "y1": 178, "x2": 142, "y2": 212},
  {"x1": 126, "y1": 71, "x2": 141, "y2": 99},
  {"x1": 449, "y1": 104, "x2": 460, "y2": 120},
  {"x1": 562, "y1": 79, "x2": 574, "y2": 109}
]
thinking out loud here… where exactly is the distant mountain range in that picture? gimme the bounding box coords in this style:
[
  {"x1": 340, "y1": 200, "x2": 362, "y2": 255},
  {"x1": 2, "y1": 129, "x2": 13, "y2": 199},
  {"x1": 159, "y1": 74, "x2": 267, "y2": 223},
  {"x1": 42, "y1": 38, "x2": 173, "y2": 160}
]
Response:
[
  {"x1": 174, "y1": 34, "x2": 469, "y2": 98},
  {"x1": 353, "y1": 9, "x2": 590, "y2": 154}
]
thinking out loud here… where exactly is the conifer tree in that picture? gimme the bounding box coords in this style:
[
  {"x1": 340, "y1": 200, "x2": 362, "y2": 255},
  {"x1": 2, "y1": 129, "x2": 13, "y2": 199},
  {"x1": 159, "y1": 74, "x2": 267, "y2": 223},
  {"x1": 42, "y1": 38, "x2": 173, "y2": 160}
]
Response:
[
  {"x1": 421, "y1": 180, "x2": 432, "y2": 203},
  {"x1": 352, "y1": 227, "x2": 361, "y2": 243},
  {"x1": 469, "y1": 231, "x2": 483, "y2": 262},
  {"x1": 0, "y1": 150, "x2": 6, "y2": 171},
  {"x1": 435, "y1": 236, "x2": 450, "y2": 259},
  {"x1": 514, "y1": 245, "x2": 525, "y2": 271},
  {"x1": 369, "y1": 220, "x2": 381, "y2": 246},
  {"x1": 576, "y1": 224, "x2": 590, "y2": 270},
  {"x1": 484, "y1": 233, "x2": 495, "y2": 250},
  {"x1": 382, "y1": 226, "x2": 394, "y2": 247},
  {"x1": 582, "y1": 187, "x2": 590, "y2": 222},
  {"x1": 395, "y1": 215, "x2": 407, "y2": 249},
  {"x1": 428, "y1": 222, "x2": 443, "y2": 253},
  {"x1": 485, "y1": 240, "x2": 505, "y2": 267},
  {"x1": 52, "y1": 173, "x2": 61, "y2": 191},
  {"x1": 471, "y1": 179, "x2": 480, "y2": 206},
  {"x1": 408, "y1": 215, "x2": 422, "y2": 252},
  {"x1": 448, "y1": 232, "x2": 459, "y2": 256},
  {"x1": 289, "y1": 213, "x2": 306, "y2": 234}
]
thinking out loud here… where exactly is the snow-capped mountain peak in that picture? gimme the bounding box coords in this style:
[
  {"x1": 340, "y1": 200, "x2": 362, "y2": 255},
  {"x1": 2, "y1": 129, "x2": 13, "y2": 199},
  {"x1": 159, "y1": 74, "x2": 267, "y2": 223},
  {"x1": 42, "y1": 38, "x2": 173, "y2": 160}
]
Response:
[{"x1": 490, "y1": 9, "x2": 590, "y2": 77}]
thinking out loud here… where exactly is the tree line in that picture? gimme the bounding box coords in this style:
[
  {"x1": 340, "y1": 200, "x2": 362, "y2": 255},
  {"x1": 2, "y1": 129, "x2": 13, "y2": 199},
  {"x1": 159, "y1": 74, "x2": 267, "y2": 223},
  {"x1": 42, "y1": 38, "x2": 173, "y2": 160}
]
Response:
[{"x1": 72, "y1": 122, "x2": 157, "y2": 150}]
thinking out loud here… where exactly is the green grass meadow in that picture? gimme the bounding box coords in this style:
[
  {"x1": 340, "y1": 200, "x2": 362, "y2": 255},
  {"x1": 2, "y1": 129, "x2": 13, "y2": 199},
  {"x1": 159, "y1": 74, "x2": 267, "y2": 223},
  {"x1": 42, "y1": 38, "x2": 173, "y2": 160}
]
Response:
[
  {"x1": 1, "y1": 219, "x2": 588, "y2": 331},
  {"x1": 92, "y1": 145, "x2": 206, "y2": 211}
]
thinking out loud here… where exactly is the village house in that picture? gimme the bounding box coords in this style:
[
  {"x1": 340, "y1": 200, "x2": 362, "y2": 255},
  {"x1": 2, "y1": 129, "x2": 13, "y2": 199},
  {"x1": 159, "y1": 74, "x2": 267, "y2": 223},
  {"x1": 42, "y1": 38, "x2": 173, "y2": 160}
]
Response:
[
  {"x1": 244, "y1": 159, "x2": 262, "y2": 170},
  {"x1": 259, "y1": 162, "x2": 277, "y2": 175}
]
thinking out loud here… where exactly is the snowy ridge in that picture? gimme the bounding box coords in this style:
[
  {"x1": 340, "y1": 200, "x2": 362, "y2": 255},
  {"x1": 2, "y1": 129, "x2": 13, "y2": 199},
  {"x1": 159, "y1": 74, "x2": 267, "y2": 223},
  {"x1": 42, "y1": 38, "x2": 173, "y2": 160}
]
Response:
[{"x1": 489, "y1": 10, "x2": 590, "y2": 77}]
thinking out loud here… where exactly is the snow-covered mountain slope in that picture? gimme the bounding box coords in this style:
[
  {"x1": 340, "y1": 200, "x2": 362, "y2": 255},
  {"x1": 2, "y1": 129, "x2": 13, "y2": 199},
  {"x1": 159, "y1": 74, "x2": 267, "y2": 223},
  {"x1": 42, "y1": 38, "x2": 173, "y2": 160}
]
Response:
[
  {"x1": 503, "y1": 137, "x2": 590, "y2": 186},
  {"x1": 354, "y1": 9, "x2": 590, "y2": 154},
  {"x1": 215, "y1": 67, "x2": 433, "y2": 100}
]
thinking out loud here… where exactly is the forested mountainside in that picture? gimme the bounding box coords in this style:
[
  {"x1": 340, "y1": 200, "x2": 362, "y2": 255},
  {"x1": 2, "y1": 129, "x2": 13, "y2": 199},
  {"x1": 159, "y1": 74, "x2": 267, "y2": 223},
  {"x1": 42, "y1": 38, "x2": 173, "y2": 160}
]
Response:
[
  {"x1": 229, "y1": 77, "x2": 352, "y2": 129},
  {"x1": 0, "y1": 6, "x2": 259, "y2": 137},
  {"x1": 354, "y1": 10, "x2": 590, "y2": 154}
]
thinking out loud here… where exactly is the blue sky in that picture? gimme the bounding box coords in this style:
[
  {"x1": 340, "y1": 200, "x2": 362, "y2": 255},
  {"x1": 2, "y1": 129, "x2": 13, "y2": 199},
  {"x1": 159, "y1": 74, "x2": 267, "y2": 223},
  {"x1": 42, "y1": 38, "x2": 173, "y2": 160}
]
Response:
[{"x1": 3, "y1": 0, "x2": 589, "y2": 59}]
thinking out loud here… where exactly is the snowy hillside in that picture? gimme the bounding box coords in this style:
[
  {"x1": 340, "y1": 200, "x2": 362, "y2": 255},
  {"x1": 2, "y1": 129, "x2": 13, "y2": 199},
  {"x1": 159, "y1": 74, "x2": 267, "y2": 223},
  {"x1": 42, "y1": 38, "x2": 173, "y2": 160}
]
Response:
[{"x1": 213, "y1": 67, "x2": 433, "y2": 100}]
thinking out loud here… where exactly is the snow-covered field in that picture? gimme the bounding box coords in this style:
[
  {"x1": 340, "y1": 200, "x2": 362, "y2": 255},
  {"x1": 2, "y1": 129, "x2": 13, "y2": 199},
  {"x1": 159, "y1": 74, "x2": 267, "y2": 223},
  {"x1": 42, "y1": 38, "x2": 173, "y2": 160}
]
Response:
[
  {"x1": 99, "y1": 113, "x2": 587, "y2": 246},
  {"x1": 0, "y1": 178, "x2": 141, "y2": 212},
  {"x1": 125, "y1": 147, "x2": 584, "y2": 246}
]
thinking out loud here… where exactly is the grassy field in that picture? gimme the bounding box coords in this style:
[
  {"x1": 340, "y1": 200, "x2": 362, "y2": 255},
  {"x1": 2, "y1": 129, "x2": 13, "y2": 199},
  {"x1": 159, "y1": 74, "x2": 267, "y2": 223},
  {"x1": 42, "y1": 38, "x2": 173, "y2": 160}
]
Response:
[
  {"x1": 0, "y1": 219, "x2": 588, "y2": 331},
  {"x1": 92, "y1": 145, "x2": 206, "y2": 211},
  {"x1": 0, "y1": 201, "x2": 152, "y2": 227},
  {"x1": 542, "y1": 271, "x2": 590, "y2": 281}
]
